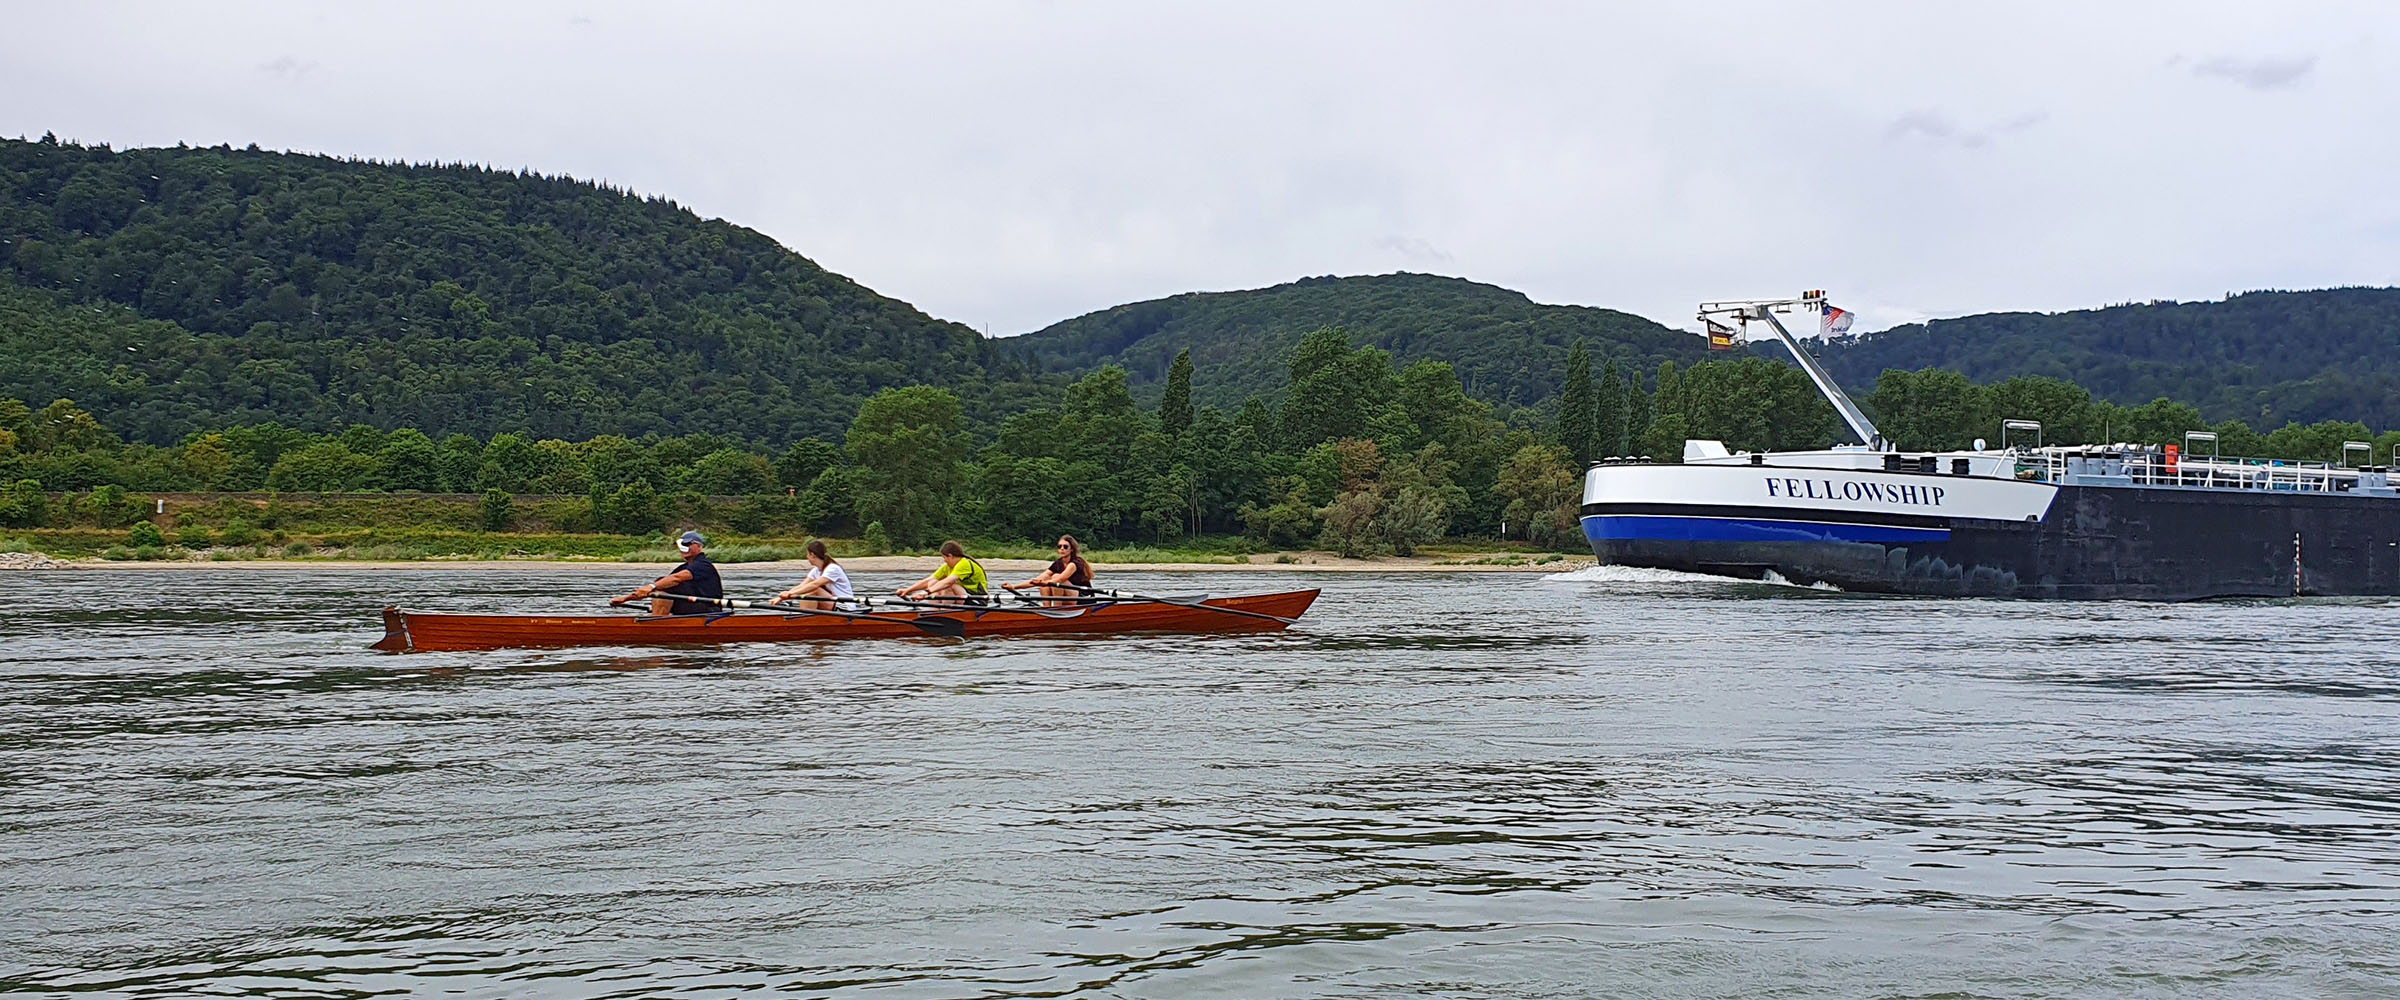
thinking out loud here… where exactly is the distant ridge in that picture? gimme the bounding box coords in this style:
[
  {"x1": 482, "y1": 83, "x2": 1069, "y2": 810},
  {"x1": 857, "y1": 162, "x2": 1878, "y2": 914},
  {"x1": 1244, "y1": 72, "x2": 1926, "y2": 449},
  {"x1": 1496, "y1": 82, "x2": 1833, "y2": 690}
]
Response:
[
  {"x1": 1812, "y1": 287, "x2": 2400, "y2": 428},
  {"x1": 6, "y1": 135, "x2": 2395, "y2": 440},
  {"x1": 0, "y1": 135, "x2": 1025, "y2": 444},
  {"x1": 1012, "y1": 272, "x2": 1709, "y2": 409}
]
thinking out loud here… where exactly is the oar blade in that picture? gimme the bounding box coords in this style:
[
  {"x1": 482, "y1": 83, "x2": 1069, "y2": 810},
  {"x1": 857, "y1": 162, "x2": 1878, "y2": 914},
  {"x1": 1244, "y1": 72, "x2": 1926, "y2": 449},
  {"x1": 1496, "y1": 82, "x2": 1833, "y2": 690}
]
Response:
[{"x1": 909, "y1": 614, "x2": 967, "y2": 638}]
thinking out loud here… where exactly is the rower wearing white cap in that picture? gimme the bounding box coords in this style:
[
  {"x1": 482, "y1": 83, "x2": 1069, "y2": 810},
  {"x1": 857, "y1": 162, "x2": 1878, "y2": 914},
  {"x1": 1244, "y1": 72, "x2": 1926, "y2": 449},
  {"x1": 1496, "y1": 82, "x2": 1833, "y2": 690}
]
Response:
[{"x1": 612, "y1": 529, "x2": 724, "y2": 615}]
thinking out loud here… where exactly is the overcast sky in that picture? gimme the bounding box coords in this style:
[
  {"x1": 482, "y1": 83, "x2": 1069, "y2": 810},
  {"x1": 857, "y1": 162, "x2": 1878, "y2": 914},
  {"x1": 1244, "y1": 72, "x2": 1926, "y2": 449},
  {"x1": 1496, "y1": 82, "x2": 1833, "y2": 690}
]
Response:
[{"x1": 4, "y1": 1, "x2": 2395, "y2": 336}]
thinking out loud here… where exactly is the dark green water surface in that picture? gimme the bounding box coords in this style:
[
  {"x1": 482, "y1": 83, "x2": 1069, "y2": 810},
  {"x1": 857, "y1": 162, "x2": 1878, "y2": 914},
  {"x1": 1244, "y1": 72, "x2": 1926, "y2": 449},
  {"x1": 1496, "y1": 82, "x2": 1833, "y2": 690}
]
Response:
[{"x1": 3, "y1": 567, "x2": 2397, "y2": 998}]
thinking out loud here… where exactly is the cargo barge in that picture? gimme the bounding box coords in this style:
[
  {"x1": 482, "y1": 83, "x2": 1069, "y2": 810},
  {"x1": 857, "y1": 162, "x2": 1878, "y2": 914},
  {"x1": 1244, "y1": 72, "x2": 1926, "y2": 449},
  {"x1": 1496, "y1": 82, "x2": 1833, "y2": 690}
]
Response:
[{"x1": 1581, "y1": 292, "x2": 2400, "y2": 599}]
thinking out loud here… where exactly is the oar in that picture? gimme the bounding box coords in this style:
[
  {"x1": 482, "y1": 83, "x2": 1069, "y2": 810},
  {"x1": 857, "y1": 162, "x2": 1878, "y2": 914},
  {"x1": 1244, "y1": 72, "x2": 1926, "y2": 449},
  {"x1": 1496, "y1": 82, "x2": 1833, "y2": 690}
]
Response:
[
  {"x1": 1061, "y1": 585, "x2": 1300, "y2": 626},
  {"x1": 639, "y1": 592, "x2": 966, "y2": 638},
  {"x1": 878, "y1": 593, "x2": 1090, "y2": 619}
]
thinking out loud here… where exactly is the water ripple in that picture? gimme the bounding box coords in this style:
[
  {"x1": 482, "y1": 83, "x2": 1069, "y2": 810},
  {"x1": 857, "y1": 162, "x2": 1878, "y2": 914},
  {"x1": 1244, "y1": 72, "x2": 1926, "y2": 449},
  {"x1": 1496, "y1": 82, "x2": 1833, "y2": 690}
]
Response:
[{"x1": 3, "y1": 568, "x2": 2398, "y2": 997}]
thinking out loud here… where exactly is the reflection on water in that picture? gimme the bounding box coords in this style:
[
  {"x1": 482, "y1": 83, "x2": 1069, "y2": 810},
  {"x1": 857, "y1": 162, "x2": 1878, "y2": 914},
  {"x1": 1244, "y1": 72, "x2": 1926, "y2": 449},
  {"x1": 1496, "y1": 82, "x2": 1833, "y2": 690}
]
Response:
[{"x1": 4, "y1": 568, "x2": 2399, "y2": 997}]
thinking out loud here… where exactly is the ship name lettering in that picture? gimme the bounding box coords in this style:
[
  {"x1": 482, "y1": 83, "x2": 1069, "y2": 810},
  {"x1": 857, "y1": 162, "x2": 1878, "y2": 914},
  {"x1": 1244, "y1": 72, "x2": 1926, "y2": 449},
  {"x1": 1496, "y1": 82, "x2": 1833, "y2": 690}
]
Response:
[{"x1": 1762, "y1": 477, "x2": 1945, "y2": 507}]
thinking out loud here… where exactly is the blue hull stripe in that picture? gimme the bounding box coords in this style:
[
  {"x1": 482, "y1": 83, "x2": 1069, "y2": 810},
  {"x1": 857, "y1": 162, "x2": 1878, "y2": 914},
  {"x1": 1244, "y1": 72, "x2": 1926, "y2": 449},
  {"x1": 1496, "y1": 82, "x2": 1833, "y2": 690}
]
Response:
[{"x1": 1582, "y1": 514, "x2": 1949, "y2": 545}]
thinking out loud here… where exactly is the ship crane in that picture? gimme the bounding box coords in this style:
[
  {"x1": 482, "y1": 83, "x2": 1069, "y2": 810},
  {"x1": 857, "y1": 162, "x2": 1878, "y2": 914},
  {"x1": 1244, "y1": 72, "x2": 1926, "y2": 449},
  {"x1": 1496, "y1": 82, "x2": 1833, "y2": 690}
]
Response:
[{"x1": 1698, "y1": 291, "x2": 1888, "y2": 452}]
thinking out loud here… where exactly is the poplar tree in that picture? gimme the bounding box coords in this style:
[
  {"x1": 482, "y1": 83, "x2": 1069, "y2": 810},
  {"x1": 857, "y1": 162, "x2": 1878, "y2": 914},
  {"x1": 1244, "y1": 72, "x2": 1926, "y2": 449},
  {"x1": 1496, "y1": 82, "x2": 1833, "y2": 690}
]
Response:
[
  {"x1": 1557, "y1": 340, "x2": 1597, "y2": 465},
  {"x1": 1160, "y1": 348, "x2": 1194, "y2": 435},
  {"x1": 1595, "y1": 358, "x2": 1625, "y2": 460},
  {"x1": 1623, "y1": 374, "x2": 1653, "y2": 457}
]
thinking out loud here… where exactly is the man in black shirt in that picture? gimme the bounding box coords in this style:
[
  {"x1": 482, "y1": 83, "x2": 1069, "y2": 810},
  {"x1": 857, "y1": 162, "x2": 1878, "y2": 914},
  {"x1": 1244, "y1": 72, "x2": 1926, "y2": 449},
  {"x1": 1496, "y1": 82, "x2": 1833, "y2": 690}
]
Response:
[{"x1": 612, "y1": 530, "x2": 725, "y2": 615}]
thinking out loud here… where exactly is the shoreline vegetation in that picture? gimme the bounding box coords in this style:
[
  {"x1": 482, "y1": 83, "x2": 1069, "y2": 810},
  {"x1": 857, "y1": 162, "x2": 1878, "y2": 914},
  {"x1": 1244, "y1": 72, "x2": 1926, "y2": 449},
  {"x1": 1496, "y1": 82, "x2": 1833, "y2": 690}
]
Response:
[
  {"x1": 1, "y1": 551, "x2": 1592, "y2": 573},
  {"x1": 0, "y1": 487, "x2": 1589, "y2": 571}
]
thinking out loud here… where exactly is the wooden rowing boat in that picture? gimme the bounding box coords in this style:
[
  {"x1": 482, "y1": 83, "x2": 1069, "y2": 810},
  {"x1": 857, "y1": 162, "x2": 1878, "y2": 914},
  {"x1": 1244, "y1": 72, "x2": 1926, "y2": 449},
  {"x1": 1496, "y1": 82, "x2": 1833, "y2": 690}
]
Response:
[{"x1": 370, "y1": 589, "x2": 1321, "y2": 653}]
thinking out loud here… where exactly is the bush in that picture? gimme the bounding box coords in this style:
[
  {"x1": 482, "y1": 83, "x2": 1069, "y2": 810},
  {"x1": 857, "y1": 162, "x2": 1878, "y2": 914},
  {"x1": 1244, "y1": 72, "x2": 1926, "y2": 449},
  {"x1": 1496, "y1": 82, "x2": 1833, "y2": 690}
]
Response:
[
  {"x1": 862, "y1": 520, "x2": 892, "y2": 556},
  {"x1": 219, "y1": 518, "x2": 260, "y2": 546},
  {"x1": 126, "y1": 521, "x2": 165, "y2": 547},
  {"x1": 281, "y1": 541, "x2": 313, "y2": 558},
  {"x1": 0, "y1": 479, "x2": 45, "y2": 527},
  {"x1": 176, "y1": 523, "x2": 212, "y2": 547},
  {"x1": 133, "y1": 544, "x2": 165, "y2": 561},
  {"x1": 82, "y1": 485, "x2": 144, "y2": 528},
  {"x1": 595, "y1": 481, "x2": 662, "y2": 535},
  {"x1": 479, "y1": 488, "x2": 513, "y2": 532},
  {"x1": 726, "y1": 498, "x2": 767, "y2": 534}
]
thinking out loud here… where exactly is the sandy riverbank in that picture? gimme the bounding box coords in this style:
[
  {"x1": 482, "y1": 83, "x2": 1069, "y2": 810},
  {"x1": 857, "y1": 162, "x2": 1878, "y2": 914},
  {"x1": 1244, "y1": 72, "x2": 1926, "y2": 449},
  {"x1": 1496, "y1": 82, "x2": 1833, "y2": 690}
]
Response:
[{"x1": 11, "y1": 551, "x2": 1593, "y2": 574}]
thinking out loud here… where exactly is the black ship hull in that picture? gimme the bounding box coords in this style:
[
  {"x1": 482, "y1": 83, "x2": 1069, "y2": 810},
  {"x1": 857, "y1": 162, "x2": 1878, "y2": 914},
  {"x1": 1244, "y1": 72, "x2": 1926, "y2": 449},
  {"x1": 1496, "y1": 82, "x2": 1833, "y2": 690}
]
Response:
[{"x1": 1585, "y1": 485, "x2": 2400, "y2": 600}]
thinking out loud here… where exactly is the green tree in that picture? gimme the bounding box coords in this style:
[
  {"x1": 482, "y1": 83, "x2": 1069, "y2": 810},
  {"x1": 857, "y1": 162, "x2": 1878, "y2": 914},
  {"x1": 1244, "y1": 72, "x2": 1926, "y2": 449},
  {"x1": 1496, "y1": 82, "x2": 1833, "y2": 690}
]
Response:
[
  {"x1": 31, "y1": 399, "x2": 112, "y2": 453},
  {"x1": 0, "y1": 479, "x2": 46, "y2": 527},
  {"x1": 775, "y1": 438, "x2": 839, "y2": 494},
  {"x1": 2121, "y1": 397, "x2": 2208, "y2": 449},
  {"x1": 1376, "y1": 446, "x2": 1463, "y2": 556},
  {"x1": 1495, "y1": 443, "x2": 1580, "y2": 546},
  {"x1": 375, "y1": 429, "x2": 442, "y2": 492},
  {"x1": 1316, "y1": 490, "x2": 1380, "y2": 557},
  {"x1": 691, "y1": 448, "x2": 775, "y2": 495},
  {"x1": 480, "y1": 488, "x2": 513, "y2": 531},
  {"x1": 81, "y1": 484, "x2": 144, "y2": 528},
  {"x1": 266, "y1": 441, "x2": 379, "y2": 491},
  {"x1": 477, "y1": 432, "x2": 536, "y2": 492},
  {"x1": 436, "y1": 434, "x2": 484, "y2": 492},
  {"x1": 1240, "y1": 479, "x2": 1320, "y2": 549},
  {"x1": 1557, "y1": 340, "x2": 1597, "y2": 465},
  {"x1": 1867, "y1": 368, "x2": 1983, "y2": 451},
  {"x1": 798, "y1": 466, "x2": 858, "y2": 535},
  {"x1": 181, "y1": 433, "x2": 235, "y2": 491},
  {"x1": 1622, "y1": 372, "x2": 1652, "y2": 457},
  {"x1": 596, "y1": 480, "x2": 662, "y2": 535},
  {"x1": 1160, "y1": 348, "x2": 1195, "y2": 436},
  {"x1": 1594, "y1": 358, "x2": 1625, "y2": 459},
  {"x1": 846, "y1": 385, "x2": 964, "y2": 547},
  {"x1": 1278, "y1": 327, "x2": 1402, "y2": 449}
]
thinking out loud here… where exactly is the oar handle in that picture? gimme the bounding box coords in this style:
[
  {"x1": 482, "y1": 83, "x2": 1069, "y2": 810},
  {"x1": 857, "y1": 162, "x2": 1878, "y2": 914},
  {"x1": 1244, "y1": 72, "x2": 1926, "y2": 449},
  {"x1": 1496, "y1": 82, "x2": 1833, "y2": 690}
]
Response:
[
  {"x1": 1056, "y1": 585, "x2": 1297, "y2": 625},
  {"x1": 633, "y1": 591, "x2": 756, "y2": 609},
  {"x1": 641, "y1": 592, "x2": 964, "y2": 636}
]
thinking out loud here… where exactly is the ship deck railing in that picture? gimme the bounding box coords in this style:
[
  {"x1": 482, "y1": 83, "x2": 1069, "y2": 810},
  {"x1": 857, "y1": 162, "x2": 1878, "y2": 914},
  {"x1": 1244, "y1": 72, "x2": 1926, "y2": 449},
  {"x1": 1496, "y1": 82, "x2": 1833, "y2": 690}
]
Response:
[{"x1": 2014, "y1": 448, "x2": 2393, "y2": 495}]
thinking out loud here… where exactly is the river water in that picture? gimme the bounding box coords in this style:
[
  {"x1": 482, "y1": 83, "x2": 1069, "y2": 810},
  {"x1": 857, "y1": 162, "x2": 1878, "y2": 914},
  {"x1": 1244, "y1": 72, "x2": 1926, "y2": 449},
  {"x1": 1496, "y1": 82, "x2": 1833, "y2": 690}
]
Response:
[{"x1": 3, "y1": 566, "x2": 2397, "y2": 998}]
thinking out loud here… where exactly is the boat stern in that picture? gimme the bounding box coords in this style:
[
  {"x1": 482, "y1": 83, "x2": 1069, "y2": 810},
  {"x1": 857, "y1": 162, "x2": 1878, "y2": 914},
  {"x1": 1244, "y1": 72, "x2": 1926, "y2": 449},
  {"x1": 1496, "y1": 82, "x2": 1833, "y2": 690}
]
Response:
[{"x1": 369, "y1": 607, "x2": 414, "y2": 653}]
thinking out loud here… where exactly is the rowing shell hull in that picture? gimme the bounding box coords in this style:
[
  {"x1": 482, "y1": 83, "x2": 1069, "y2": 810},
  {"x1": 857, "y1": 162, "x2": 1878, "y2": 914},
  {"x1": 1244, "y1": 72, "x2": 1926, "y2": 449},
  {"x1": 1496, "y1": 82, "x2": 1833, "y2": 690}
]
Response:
[{"x1": 370, "y1": 589, "x2": 1321, "y2": 653}]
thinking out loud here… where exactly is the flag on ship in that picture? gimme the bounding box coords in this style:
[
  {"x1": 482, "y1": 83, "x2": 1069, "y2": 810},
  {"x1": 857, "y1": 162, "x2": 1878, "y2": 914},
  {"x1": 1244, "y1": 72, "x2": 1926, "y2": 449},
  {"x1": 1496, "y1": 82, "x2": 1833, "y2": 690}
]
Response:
[
  {"x1": 1820, "y1": 304, "x2": 1854, "y2": 337},
  {"x1": 1705, "y1": 318, "x2": 1738, "y2": 351}
]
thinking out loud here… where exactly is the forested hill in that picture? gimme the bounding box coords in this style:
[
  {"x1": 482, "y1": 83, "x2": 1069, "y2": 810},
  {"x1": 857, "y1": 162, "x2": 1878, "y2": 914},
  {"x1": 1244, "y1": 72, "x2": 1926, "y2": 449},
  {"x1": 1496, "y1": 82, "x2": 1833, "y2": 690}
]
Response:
[
  {"x1": 1811, "y1": 288, "x2": 2400, "y2": 429},
  {"x1": 1012, "y1": 273, "x2": 1710, "y2": 410},
  {"x1": 0, "y1": 135, "x2": 1039, "y2": 445}
]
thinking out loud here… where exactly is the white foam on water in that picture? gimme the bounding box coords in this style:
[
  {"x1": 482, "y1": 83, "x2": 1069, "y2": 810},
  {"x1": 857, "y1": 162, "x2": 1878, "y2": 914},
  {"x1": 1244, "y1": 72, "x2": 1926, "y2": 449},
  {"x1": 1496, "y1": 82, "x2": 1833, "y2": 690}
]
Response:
[
  {"x1": 1538, "y1": 564, "x2": 1741, "y2": 586},
  {"x1": 1539, "y1": 563, "x2": 1844, "y2": 592},
  {"x1": 1759, "y1": 569, "x2": 1845, "y2": 592}
]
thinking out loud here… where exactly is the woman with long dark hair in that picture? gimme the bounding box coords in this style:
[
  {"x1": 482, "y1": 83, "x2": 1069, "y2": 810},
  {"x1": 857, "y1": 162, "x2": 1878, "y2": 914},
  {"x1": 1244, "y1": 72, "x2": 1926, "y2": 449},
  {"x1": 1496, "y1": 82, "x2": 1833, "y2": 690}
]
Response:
[{"x1": 1011, "y1": 534, "x2": 1093, "y2": 604}]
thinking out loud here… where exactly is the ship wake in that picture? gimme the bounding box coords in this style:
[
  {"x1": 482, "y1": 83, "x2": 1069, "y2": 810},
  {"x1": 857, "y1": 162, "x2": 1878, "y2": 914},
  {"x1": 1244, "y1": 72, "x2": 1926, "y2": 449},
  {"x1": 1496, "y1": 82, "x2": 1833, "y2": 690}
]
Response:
[{"x1": 1541, "y1": 564, "x2": 1842, "y2": 592}]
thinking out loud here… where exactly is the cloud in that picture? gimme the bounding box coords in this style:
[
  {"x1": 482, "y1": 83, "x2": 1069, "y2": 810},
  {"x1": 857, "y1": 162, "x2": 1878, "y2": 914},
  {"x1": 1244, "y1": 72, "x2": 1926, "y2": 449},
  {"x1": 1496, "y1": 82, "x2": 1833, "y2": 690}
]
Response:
[
  {"x1": 1884, "y1": 109, "x2": 2046, "y2": 149},
  {"x1": 256, "y1": 55, "x2": 317, "y2": 80},
  {"x1": 1376, "y1": 234, "x2": 1453, "y2": 265},
  {"x1": 2190, "y1": 54, "x2": 2316, "y2": 90}
]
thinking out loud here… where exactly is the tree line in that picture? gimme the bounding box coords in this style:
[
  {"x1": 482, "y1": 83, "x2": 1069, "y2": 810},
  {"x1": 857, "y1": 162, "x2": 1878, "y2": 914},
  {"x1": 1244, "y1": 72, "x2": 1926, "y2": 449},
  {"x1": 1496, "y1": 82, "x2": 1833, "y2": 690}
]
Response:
[
  {"x1": 8, "y1": 328, "x2": 2395, "y2": 554},
  {"x1": 0, "y1": 329, "x2": 1607, "y2": 553}
]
